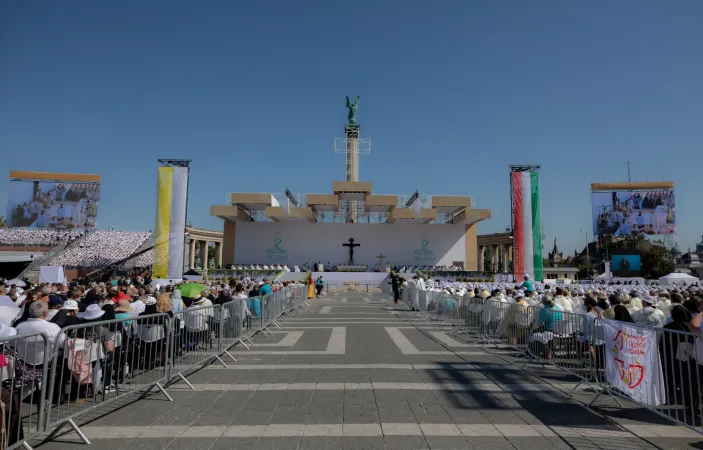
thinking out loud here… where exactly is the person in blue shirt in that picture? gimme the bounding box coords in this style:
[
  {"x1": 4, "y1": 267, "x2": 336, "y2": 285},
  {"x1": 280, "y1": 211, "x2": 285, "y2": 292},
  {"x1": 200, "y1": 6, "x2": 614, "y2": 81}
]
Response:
[
  {"x1": 538, "y1": 296, "x2": 563, "y2": 331},
  {"x1": 258, "y1": 279, "x2": 273, "y2": 296},
  {"x1": 519, "y1": 275, "x2": 534, "y2": 292},
  {"x1": 314, "y1": 276, "x2": 324, "y2": 298}
]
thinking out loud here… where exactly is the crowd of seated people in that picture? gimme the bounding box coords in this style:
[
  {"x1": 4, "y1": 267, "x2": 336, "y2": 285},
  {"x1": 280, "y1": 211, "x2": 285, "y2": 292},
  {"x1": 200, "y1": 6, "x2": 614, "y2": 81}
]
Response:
[
  {"x1": 223, "y1": 264, "x2": 295, "y2": 272},
  {"x1": 387, "y1": 265, "x2": 465, "y2": 274},
  {"x1": 130, "y1": 249, "x2": 154, "y2": 268},
  {"x1": 0, "y1": 228, "x2": 84, "y2": 246},
  {"x1": 0, "y1": 275, "x2": 303, "y2": 443},
  {"x1": 400, "y1": 276, "x2": 703, "y2": 416},
  {"x1": 44, "y1": 231, "x2": 151, "y2": 268}
]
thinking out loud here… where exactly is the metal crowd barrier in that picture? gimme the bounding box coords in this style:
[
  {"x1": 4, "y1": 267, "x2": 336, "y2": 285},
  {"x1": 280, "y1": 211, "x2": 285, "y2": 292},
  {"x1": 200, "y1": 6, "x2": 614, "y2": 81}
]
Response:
[
  {"x1": 44, "y1": 313, "x2": 174, "y2": 445},
  {"x1": 404, "y1": 286, "x2": 703, "y2": 436},
  {"x1": 168, "y1": 305, "x2": 232, "y2": 389},
  {"x1": 0, "y1": 332, "x2": 50, "y2": 450},
  {"x1": 0, "y1": 286, "x2": 309, "y2": 449}
]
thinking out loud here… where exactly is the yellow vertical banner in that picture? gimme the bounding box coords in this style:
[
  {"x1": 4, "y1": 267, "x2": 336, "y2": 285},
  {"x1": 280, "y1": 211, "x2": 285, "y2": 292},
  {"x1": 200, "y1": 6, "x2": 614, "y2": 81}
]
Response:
[{"x1": 153, "y1": 166, "x2": 173, "y2": 278}]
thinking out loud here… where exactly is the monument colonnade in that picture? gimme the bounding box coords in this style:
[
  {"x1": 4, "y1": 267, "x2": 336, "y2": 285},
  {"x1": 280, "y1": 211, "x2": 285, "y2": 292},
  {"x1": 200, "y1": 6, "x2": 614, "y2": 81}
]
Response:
[
  {"x1": 186, "y1": 227, "x2": 224, "y2": 270},
  {"x1": 477, "y1": 232, "x2": 514, "y2": 273}
]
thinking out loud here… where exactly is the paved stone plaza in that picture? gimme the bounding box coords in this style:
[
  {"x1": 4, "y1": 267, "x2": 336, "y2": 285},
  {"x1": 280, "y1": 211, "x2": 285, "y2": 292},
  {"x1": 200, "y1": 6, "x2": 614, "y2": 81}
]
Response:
[{"x1": 36, "y1": 292, "x2": 701, "y2": 449}]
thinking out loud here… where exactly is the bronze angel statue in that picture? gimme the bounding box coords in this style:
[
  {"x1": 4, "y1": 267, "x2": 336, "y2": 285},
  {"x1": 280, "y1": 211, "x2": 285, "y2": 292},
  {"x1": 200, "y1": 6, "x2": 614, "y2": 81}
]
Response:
[{"x1": 345, "y1": 95, "x2": 359, "y2": 125}]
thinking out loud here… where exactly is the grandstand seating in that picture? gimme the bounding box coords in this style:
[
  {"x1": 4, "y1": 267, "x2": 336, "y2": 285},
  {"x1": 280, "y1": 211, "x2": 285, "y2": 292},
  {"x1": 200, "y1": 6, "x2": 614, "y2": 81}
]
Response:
[
  {"x1": 43, "y1": 230, "x2": 151, "y2": 268},
  {"x1": 131, "y1": 248, "x2": 154, "y2": 267},
  {"x1": 0, "y1": 228, "x2": 84, "y2": 246}
]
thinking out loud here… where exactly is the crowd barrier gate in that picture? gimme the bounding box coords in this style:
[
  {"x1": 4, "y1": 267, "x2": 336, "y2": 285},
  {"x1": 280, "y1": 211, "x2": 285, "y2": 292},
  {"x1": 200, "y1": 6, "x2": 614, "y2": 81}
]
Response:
[
  {"x1": 0, "y1": 286, "x2": 309, "y2": 449},
  {"x1": 401, "y1": 286, "x2": 703, "y2": 436}
]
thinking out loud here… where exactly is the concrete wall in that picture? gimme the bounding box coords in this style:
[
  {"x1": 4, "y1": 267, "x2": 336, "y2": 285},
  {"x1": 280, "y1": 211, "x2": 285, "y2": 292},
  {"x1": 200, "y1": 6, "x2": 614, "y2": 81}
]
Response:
[{"x1": 233, "y1": 222, "x2": 467, "y2": 267}]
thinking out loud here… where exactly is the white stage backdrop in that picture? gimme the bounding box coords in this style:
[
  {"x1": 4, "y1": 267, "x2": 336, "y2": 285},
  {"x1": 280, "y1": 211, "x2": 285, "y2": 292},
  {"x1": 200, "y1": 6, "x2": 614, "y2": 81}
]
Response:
[{"x1": 234, "y1": 222, "x2": 467, "y2": 267}]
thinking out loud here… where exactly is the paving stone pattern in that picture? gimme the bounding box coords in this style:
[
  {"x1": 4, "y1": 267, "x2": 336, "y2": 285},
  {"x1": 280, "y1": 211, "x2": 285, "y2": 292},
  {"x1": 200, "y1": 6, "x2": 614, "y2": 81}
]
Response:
[{"x1": 35, "y1": 292, "x2": 701, "y2": 449}]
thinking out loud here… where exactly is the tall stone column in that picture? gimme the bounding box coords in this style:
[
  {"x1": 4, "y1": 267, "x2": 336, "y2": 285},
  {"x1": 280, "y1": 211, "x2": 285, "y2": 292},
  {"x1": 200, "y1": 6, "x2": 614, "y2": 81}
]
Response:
[
  {"x1": 215, "y1": 242, "x2": 223, "y2": 268},
  {"x1": 189, "y1": 239, "x2": 196, "y2": 269},
  {"x1": 507, "y1": 244, "x2": 513, "y2": 274},
  {"x1": 501, "y1": 244, "x2": 508, "y2": 272},
  {"x1": 491, "y1": 245, "x2": 498, "y2": 272},
  {"x1": 200, "y1": 240, "x2": 208, "y2": 270}
]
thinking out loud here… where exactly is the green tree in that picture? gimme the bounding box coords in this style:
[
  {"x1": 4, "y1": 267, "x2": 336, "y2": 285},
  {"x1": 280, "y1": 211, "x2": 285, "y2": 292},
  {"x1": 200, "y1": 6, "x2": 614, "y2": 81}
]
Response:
[
  {"x1": 641, "y1": 244, "x2": 675, "y2": 279},
  {"x1": 0, "y1": 216, "x2": 5, "y2": 227}
]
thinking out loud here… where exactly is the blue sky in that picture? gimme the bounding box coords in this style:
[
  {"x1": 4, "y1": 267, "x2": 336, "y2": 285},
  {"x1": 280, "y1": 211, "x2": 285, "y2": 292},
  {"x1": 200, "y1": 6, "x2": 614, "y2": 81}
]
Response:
[{"x1": 1, "y1": 1, "x2": 702, "y2": 254}]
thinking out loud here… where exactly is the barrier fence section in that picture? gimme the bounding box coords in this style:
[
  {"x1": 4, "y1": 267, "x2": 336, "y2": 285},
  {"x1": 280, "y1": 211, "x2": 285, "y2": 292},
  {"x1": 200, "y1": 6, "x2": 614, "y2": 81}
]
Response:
[
  {"x1": 0, "y1": 332, "x2": 50, "y2": 450},
  {"x1": 44, "y1": 313, "x2": 174, "y2": 445},
  {"x1": 2, "y1": 285, "x2": 309, "y2": 449},
  {"x1": 402, "y1": 286, "x2": 703, "y2": 436}
]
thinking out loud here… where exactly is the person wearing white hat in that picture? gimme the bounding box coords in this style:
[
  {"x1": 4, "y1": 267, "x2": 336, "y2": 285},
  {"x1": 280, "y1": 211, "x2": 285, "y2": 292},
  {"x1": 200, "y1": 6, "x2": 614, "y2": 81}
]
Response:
[
  {"x1": 519, "y1": 274, "x2": 534, "y2": 292},
  {"x1": 632, "y1": 296, "x2": 666, "y2": 328},
  {"x1": 553, "y1": 287, "x2": 574, "y2": 312},
  {"x1": 79, "y1": 303, "x2": 106, "y2": 321},
  {"x1": 622, "y1": 290, "x2": 642, "y2": 314},
  {"x1": 51, "y1": 299, "x2": 81, "y2": 328},
  {"x1": 656, "y1": 290, "x2": 672, "y2": 320},
  {"x1": 76, "y1": 304, "x2": 117, "y2": 395}
]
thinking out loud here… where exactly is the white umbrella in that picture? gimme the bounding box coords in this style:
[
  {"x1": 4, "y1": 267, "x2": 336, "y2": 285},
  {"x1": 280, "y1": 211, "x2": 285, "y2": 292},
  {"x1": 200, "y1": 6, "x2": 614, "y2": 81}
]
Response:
[
  {"x1": 0, "y1": 305, "x2": 20, "y2": 327},
  {"x1": 5, "y1": 279, "x2": 26, "y2": 287}
]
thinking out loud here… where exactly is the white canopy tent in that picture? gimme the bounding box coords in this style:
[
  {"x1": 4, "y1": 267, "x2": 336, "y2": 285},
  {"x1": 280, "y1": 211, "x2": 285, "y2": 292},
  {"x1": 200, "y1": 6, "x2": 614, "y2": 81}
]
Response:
[{"x1": 658, "y1": 272, "x2": 700, "y2": 286}]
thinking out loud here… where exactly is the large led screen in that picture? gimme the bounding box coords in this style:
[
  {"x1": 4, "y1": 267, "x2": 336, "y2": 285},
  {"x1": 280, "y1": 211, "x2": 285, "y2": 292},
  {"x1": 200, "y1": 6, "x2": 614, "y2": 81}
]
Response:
[
  {"x1": 6, "y1": 178, "x2": 100, "y2": 230},
  {"x1": 592, "y1": 189, "x2": 675, "y2": 237}
]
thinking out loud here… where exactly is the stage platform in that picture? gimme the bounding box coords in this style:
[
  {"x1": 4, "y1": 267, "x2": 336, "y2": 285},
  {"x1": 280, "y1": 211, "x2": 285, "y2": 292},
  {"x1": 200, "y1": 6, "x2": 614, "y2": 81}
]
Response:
[{"x1": 277, "y1": 271, "x2": 390, "y2": 287}]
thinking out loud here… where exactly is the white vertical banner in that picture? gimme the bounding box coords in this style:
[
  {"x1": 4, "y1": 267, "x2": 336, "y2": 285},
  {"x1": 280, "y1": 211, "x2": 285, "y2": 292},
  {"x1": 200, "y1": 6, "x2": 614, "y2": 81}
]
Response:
[
  {"x1": 602, "y1": 320, "x2": 665, "y2": 406},
  {"x1": 167, "y1": 167, "x2": 188, "y2": 279},
  {"x1": 521, "y1": 172, "x2": 534, "y2": 279},
  {"x1": 413, "y1": 199, "x2": 421, "y2": 217},
  {"x1": 284, "y1": 198, "x2": 291, "y2": 215}
]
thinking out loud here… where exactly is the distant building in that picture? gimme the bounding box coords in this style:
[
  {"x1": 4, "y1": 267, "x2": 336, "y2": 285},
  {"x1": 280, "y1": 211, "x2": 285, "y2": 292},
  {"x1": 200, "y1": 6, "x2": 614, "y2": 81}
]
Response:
[
  {"x1": 543, "y1": 266, "x2": 579, "y2": 281},
  {"x1": 548, "y1": 237, "x2": 564, "y2": 267},
  {"x1": 681, "y1": 252, "x2": 700, "y2": 265},
  {"x1": 696, "y1": 235, "x2": 703, "y2": 258}
]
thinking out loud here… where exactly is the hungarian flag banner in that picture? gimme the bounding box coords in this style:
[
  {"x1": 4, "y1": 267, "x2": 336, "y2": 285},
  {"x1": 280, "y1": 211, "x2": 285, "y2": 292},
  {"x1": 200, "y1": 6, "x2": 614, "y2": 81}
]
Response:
[{"x1": 511, "y1": 171, "x2": 543, "y2": 281}]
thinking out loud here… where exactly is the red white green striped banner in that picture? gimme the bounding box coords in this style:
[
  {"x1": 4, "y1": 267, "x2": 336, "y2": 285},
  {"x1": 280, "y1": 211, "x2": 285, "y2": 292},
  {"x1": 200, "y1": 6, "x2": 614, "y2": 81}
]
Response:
[{"x1": 512, "y1": 171, "x2": 543, "y2": 282}]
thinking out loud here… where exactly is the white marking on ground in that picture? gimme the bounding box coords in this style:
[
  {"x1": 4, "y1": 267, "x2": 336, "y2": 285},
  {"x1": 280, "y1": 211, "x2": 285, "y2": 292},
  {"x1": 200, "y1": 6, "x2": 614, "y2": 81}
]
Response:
[
  {"x1": 326, "y1": 326, "x2": 346, "y2": 353},
  {"x1": 168, "y1": 381, "x2": 581, "y2": 392},
  {"x1": 253, "y1": 331, "x2": 304, "y2": 347},
  {"x1": 385, "y1": 327, "x2": 484, "y2": 354},
  {"x1": 74, "y1": 424, "x2": 701, "y2": 439},
  {"x1": 232, "y1": 327, "x2": 346, "y2": 354}
]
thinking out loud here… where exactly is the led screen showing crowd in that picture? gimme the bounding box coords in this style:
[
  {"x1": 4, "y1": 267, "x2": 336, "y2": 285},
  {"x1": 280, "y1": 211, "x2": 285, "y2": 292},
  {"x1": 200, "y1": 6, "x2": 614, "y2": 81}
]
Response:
[
  {"x1": 592, "y1": 189, "x2": 675, "y2": 238},
  {"x1": 5, "y1": 180, "x2": 100, "y2": 230}
]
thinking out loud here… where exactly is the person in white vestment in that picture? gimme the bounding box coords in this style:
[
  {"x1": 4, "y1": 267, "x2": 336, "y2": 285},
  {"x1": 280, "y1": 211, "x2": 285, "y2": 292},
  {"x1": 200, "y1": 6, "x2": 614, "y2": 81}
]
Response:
[
  {"x1": 632, "y1": 296, "x2": 666, "y2": 328},
  {"x1": 553, "y1": 287, "x2": 574, "y2": 312},
  {"x1": 407, "y1": 277, "x2": 420, "y2": 310}
]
